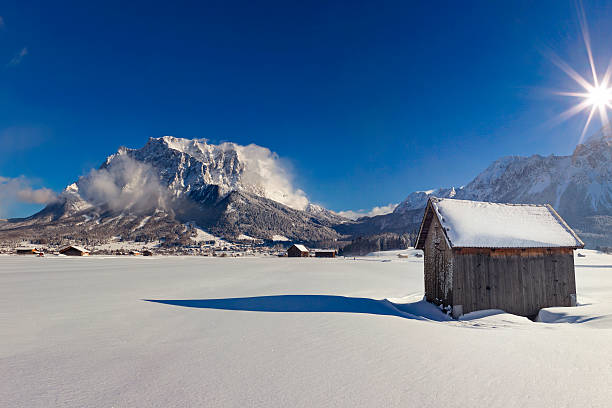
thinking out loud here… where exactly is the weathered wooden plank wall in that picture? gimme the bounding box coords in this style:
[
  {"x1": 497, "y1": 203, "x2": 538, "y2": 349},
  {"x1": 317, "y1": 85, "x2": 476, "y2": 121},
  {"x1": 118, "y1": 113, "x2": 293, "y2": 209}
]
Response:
[{"x1": 452, "y1": 249, "x2": 576, "y2": 317}]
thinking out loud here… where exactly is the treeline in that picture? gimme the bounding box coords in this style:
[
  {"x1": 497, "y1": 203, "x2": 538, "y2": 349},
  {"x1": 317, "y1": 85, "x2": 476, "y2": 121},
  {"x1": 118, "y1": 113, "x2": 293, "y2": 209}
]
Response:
[{"x1": 339, "y1": 233, "x2": 414, "y2": 256}]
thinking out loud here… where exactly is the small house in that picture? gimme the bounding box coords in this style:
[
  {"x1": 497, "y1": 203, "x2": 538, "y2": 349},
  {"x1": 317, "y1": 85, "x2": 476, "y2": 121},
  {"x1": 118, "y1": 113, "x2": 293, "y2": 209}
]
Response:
[
  {"x1": 287, "y1": 244, "x2": 309, "y2": 257},
  {"x1": 59, "y1": 245, "x2": 90, "y2": 256},
  {"x1": 415, "y1": 197, "x2": 584, "y2": 318},
  {"x1": 16, "y1": 247, "x2": 38, "y2": 255},
  {"x1": 315, "y1": 250, "x2": 336, "y2": 258}
]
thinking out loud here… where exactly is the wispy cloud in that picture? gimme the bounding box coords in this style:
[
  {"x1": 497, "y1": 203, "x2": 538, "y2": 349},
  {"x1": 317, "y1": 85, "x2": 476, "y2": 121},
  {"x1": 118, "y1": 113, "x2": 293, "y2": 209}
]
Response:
[
  {"x1": 7, "y1": 47, "x2": 28, "y2": 67},
  {"x1": 0, "y1": 176, "x2": 58, "y2": 217},
  {"x1": 16, "y1": 186, "x2": 58, "y2": 204},
  {"x1": 0, "y1": 16, "x2": 5, "y2": 29},
  {"x1": 336, "y1": 203, "x2": 398, "y2": 220}
]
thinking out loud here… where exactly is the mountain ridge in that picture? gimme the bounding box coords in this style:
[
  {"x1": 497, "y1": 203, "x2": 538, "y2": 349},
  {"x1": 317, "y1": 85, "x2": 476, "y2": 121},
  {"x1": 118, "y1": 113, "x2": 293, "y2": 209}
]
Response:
[
  {"x1": 4, "y1": 134, "x2": 612, "y2": 248},
  {"x1": 344, "y1": 133, "x2": 612, "y2": 247}
]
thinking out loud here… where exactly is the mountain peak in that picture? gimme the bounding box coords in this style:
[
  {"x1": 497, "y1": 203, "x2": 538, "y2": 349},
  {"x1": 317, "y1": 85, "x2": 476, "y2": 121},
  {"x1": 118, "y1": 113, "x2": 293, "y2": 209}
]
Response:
[
  {"x1": 153, "y1": 136, "x2": 211, "y2": 154},
  {"x1": 572, "y1": 130, "x2": 612, "y2": 158}
]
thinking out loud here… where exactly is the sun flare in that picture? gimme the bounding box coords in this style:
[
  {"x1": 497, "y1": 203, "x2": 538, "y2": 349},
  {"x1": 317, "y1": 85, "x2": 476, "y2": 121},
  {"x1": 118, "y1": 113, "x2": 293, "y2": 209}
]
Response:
[{"x1": 552, "y1": 1, "x2": 612, "y2": 142}]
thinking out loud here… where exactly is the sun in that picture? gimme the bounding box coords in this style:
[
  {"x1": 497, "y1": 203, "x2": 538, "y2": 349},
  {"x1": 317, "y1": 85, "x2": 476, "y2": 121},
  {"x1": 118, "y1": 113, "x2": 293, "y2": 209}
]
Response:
[
  {"x1": 587, "y1": 85, "x2": 612, "y2": 108},
  {"x1": 551, "y1": 1, "x2": 612, "y2": 142}
]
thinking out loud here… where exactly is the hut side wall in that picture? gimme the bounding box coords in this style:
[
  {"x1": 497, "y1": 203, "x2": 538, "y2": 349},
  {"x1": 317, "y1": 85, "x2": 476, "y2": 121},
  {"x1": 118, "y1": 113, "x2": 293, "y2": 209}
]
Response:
[
  {"x1": 423, "y1": 215, "x2": 453, "y2": 307},
  {"x1": 452, "y1": 248, "x2": 577, "y2": 317},
  {"x1": 61, "y1": 248, "x2": 89, "y2": 256},
  {"x1": 287, "y1": 247, "x2": 308, "y2": 257}
]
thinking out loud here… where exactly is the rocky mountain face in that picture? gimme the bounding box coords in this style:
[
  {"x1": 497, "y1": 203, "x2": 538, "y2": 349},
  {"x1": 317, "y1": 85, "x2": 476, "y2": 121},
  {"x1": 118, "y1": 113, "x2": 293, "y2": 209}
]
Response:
[
  {"x1": 0, "y1": 137, "x2": 346, "y2": 245},
  {"x1": 344, "y1": 134, "x2": 612, "y2": 248}
]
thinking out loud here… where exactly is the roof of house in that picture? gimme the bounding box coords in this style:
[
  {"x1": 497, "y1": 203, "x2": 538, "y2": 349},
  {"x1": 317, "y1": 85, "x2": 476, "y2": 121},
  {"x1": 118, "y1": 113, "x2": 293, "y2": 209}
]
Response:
[
  {"x1": 415, "y1": 197, "x2": 584, "y2": 249},
  {"x1": 290, "y1": 244, "x2": 309, "y2": 252},
  {"x1": 61, "y1": 245, "x2": 89, "y2": 253},
  {"x1": 315, "y1": 250, "x2": 336, "y2": 253}
]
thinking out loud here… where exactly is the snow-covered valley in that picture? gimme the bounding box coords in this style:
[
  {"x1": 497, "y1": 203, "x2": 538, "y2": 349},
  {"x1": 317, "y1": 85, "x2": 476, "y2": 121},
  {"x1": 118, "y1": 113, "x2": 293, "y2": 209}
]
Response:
[{"x1": 1, "y1": 251, "x2": 611, "y2": 407}]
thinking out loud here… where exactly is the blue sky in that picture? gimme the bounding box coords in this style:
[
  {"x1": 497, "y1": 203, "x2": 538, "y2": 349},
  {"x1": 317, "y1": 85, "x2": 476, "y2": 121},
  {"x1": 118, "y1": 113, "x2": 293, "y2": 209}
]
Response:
[{"x1": 2, "y1": 1, "x2": 612, "y2": 218}]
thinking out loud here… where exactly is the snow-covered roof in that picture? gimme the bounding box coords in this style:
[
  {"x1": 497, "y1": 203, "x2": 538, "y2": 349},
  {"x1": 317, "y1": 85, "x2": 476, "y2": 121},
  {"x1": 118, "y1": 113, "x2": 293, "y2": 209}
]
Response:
[
  {"x1": 417, "y1": 198, "x2": 584, "y2": 249},
  {"x1": 291, "y1": 244, "x2": 309, "y2": 252},
  {"x1": 62, "y1": 245, "x2": 90, "y2": 253}
]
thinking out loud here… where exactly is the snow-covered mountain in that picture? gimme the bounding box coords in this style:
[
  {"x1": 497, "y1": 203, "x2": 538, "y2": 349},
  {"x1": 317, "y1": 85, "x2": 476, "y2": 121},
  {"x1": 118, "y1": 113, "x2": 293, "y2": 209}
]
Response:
[
  {"x1": 396, "y1": 135, "x2": 612, "y2": 214},
  {"x1": 60, "y1": 136, "x2": 314, "y2": 215},
  {"x1": 0, "y1": 136, "x2": 345, "y2": 244},
  {"x1": 344, "y1": 134, "x2": 612, "y2": 247}
]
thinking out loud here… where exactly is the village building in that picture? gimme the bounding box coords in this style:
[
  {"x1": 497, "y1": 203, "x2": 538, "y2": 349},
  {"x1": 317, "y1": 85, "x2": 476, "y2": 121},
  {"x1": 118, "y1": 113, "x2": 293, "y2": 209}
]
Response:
[
  {"x1": 59, "y1": 245, "x2": 90, "y2": 256},
  {"x1": 287, "y1": 244, "x2": 309, "y2": 257},
  {"x1": 415, "y1": 197, "x2": 584, "y2": 318},
  {"x1": 315, "y1": 250, "x2": 336, "y2": 258},
  {"x1": 16, "y1": 247, "x2": 39, "y2": 255}
]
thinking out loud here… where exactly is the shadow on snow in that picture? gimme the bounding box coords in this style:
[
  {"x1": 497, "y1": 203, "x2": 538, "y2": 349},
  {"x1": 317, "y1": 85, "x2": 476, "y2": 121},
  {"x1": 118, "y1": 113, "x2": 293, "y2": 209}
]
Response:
[
  {"x1": 144, "y1": 295, "x2": 606, "y2": 325},
  {"x1": 143, "y1": 295, "x2": 453, "y2": 322},
  {"x1": 536, "y1": 309, "x2": 604, "y2": 324}
]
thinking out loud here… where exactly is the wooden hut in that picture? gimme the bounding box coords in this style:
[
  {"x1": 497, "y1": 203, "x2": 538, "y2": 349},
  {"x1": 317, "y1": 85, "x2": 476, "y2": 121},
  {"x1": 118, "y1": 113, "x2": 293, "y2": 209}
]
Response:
[
  {"x1": 16, "y1": 247, "x2": 38, "y2": 255},
  {"x1": 415, "y1": 197, "x2": 584, "y2": 318},
  {"x1": 315, "y1": 250, "x2": 336, "y2": 258},
  {"x1": 59, "y1": 245, "x2": 90, "y2": 256},
  {"x1": 287, "y1": 244, "x2": 309, "y2": 257}
]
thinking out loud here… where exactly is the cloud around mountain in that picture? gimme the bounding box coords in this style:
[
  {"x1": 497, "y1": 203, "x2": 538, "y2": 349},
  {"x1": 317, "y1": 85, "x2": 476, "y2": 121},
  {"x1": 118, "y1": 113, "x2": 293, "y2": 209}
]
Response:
[
  {"x1": 227, "y1": 142, "x2": 310, "y2": 211},
  {"x1": 77, "y1": 154, "x2": 170, "y2": 214}
]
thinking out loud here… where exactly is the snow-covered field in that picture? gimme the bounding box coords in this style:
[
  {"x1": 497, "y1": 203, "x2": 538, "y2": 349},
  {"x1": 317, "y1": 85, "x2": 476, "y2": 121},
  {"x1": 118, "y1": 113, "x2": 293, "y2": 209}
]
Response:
[{"x1": 1, "y1": 250, "x2": 611, "y2": 407}]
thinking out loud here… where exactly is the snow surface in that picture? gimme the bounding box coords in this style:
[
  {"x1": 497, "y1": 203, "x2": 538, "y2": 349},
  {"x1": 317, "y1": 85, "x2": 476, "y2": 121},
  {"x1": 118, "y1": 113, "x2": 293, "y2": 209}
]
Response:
[
  {"x1": 237, "y1": 234, "x2": 257, "y2": 241},
  {"x1": 188, "y1": 225, "x2": 218, "y2": 242},
  {"x1": 272, "y1": 234, "x2": 289, "y2": 241},
  {"x1": 1, "y1": 250, "x2": 612, "y2": 407},
  {"x1": 133, "y1": 215, "x2": 151, "y2": 230},
  {"x1": 432, "y1": 198, "x2": 584, "y2": 248}
]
